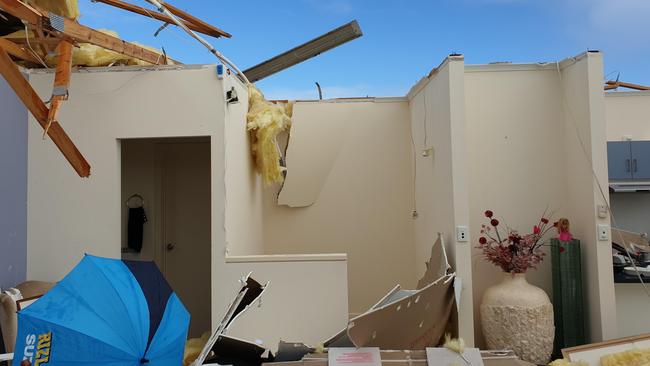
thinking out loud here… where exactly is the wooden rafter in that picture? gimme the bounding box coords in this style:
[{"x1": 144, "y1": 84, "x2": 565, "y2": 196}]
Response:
[
  {"x1": 160, "y1": 1, "x2": 231, "y2": 38},
  {"x1": 0, "y1": 45, "x2": 90, "y2": 177},
  {"x1": 0, "y1": 0, "x2": 180, "y2": 65},
  {"x1": 44, "y1": 40, "x2": 73, "y2": 137},
  {"x1": 92, "y1": 0, "x2": 231, "y2": 38},
  {"x1": 0, "y1": 38, "x2": 39, "y2": 63},
  {"x1": 605, "y1": 80, "x2": 650, "y2": 91}
]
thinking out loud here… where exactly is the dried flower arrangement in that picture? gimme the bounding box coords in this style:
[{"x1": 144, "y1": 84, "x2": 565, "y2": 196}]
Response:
[{"x1": 477, "y1": 210, "x2": 554, "y2": 273}]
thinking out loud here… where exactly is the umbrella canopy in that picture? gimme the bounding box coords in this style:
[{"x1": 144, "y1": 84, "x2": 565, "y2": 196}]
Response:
[{"x1": 13, "y1": 255, "x2": 190, "y2": 366}]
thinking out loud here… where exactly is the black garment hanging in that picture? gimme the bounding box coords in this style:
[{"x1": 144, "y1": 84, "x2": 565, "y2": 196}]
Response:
[{"x1": 127, "y1": 206, "x2": 148, "y2": 253}]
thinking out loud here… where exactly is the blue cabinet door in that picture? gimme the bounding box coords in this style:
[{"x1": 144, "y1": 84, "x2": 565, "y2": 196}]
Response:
[
  {"x1": 631, "y1": 141, "x2": 650, "y2": 179},
  {"x1": 607, "y1": 141, "x2": 632, "y2": 180}
]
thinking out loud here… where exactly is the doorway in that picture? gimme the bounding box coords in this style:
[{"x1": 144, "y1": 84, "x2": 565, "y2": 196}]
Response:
[{"x1": 121, "y1": 137, "x2": 211, "y2": 338}]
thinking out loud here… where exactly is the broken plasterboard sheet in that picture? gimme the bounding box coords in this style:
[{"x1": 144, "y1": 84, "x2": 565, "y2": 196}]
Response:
[
  {"x1": 416, "y1": 234, "x2": 450, "y2": 289},
  {"x1": 323, "y1": 235, "x2": 456, "y2": 349},
  {"x1": 192, "y1": 272, "x2": 269, "y2": 366},
  {"x1": 277, "y1": 103, "x2": 351, "y2": 207},
  {"x1": 202, "y1": 334, "x2": 272, "y2": 366},
  {"x1": 346, "y1": 273, "x2": 456, "y2": 349}
]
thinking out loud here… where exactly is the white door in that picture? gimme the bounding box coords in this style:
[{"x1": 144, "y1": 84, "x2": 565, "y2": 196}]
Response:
[{"x1": 160, "y1": 141, "x2": 211, "y2": 338}]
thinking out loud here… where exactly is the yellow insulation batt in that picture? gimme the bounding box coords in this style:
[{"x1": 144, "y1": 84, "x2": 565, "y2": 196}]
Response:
[
  {"x1": 601, "y1": 348, "x2": 650, "y2": 366},
  {"x1": 4, "y1": 29, "x2": 168, "y2": 67},
  {"x1": 44, "y1": 29, "x2": 168, "y2": 67},
  {"x1": 183, "y1": 332, "x2": 210, "y2": 366},
  {"x1": 246, "y1": 85, "x2": 293, "y2": 185},
  {"x1": 28, "y1": 0, "x2": 79, "y2": 19}
]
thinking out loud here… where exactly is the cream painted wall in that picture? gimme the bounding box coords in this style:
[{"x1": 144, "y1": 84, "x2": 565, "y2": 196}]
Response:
[
  {"x1": 26, "y1": 66, "x2": 348, "y2": 350},
  {"x1": 223, "y1": 77, "x2": 265, "y2": 256},
  {"x1": 27, "y1": 66, "x2": 224, "y2": 282},
  {"x1": 560, "y1": 53, "x2": 616, "y2": 342},
  {"x1": 262, "y1": 99, "x2": 417, "y2": 314},
  {"x1": 605, "y1": 92, "x2": 650, "y2": 141},
  {"x1": 408, "y1": 56, "x2": 475, "y2": 344},
  {"x1": 224, "y1": 256, "x2": 349, "y2": 349},
  {"x1": 465, "y1": 65, "x2": 569, "y2": 347}
]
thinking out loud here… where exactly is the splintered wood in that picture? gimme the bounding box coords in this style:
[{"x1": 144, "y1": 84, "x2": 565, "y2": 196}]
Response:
[
  {"x1": 0, "y1": 46, "x2": 90, "y2": 177},
  {"x1": 0, "y1": 0, "x2": 229, "y2": 177}
]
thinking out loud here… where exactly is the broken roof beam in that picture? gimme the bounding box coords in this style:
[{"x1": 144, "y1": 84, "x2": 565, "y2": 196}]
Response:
[
  {"x1": 0, "y1": 38, "x2": 40, "y2": 63},
  {"x1": 0, "y1": 45, "x2": 90, "y2": 177},
  {"x1": 91, "y1": 0, "x2": 231, "y2": 38},
  {"x1": 44, "y1": 40, "x2": 73, "y2": 137},
  {"x1": 159, "y1": 1, "x2": 231, "y2": 38},
  {"x1": 0, "y1": 0, "x2": 179, "y2": 65},
  {"x1": 605, "y1": 80, "x2": 650, "y2": 91},
  {"x1": 243, "y1": 20, "x2": 363, "y2": 83}
]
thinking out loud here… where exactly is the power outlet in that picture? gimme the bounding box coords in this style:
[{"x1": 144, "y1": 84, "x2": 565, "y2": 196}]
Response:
[
  {"x1": 456, "y1": 226, "x2": 469, "y2": 243},
  {"x1": 597, "y1": 224, "x2": 610, "y2": 241}
]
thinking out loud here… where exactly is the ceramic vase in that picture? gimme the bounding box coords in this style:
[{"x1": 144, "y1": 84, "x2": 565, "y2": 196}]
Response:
[{"x1": 481, "y1": 272, "x2": 554, "y2": 364}]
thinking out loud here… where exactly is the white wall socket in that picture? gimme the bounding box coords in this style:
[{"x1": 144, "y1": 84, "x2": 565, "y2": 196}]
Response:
[
  {"x1": 597, "y1": 224, "x2": 610, "y2": 241},
  {"x1": 456, "y1": 226, "x2": 469, "y2": 243}
]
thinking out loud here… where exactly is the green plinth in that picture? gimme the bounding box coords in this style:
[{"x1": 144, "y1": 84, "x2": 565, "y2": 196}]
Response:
[{"x1": 551, "y1": 238, "x2": 585, "y2": 355}]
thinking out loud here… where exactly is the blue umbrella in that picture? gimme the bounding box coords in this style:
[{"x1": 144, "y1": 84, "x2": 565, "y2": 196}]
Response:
[{"x1": 12, "y1": 255, "x2": 190, "y2": 366}]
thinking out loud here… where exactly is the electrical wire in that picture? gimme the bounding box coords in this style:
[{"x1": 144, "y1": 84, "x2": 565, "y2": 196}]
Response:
[
  {"x1": 554, "y1": 60, "x2": 650, "y2": 301},
  {"x1": 22, "y1": 23, "x2": 49, "y2": 68},
  {"x1": 144, "y1": 0, "x2": 250, "y2": 85},
  {"x1": 408, "y1": 98, "x2": 418, "y2": 217},
  {"x1": 423, "y1": 86, "x2": 429, "y2": 148}
]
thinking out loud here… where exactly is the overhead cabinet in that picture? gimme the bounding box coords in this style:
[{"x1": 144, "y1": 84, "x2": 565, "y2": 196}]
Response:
[{"x1": 607, "y1": 141, "x2": 650, "y2": 180}]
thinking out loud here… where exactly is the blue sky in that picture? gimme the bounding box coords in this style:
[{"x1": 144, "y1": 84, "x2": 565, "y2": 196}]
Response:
[{"x1": 77, "y1": 0, "x2": 650, "y2": 99}]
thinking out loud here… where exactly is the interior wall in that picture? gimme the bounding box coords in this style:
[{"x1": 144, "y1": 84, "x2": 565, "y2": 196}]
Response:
[
  {"x1": 560, "y1": 52, "x2": 616, "y2": 342},
  {"x1": 407, "y1": 56, "x2": 474, "y2": 344},
  {"x1": 224, "y1": 256, "x2": 349, "y2": 349},
  {"x1": 223, "y1": 77, "x2": 264, "y2": 256},
  {"x1": 605, "y1": 92, "x2": 650, "y2": 141},
  {"x1": 262, "y1": 99, "x2": 416, "y2": 314},
  {"x1": 0, "y1": 77, "x2": 28, "y2": 289},
  {"x1": 26, "y1": 65, "x2": 224, "y2": 282},
  {"x1": 464, "y1": 65, "x2": 569, "y2": 347}
]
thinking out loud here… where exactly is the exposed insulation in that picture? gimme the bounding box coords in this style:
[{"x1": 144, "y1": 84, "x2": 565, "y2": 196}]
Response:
[
  {"x1": 601, "y1": 348, "x2": 650, "y2": 366},
  {"x1": 246, "y1": 85, "x2": 293, "y2": 184},
  {"x1": 28, "y1": 0, "x2": 79, "y2": 19},
  {"x1": 183, "y1": 331, "x2": 210, "y2": 366},
  {"x1": 48, "y1": 30, "x2": 168, "y2": 67},
  {"x1": 4, "y1": 29, "x2": 167, "y2": 67}
]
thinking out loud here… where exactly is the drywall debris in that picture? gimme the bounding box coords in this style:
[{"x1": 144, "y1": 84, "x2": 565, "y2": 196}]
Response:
[
  {"x1": 324, "y1": 234, "x2": 457, "y2": 349},
  {"x1": 190, "y1": 272, "x2": 271, "y2": 366},
  {"x1": 276, "y1": 102, "x2": 350, "y2": 207}
]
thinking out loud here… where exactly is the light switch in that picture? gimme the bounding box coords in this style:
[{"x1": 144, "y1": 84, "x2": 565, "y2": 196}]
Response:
[
  {"x1": 456, "y1": 226, "x2": 469, "y2": 243},
  {"x1": 597, "y1": 224, "x2": 610, "y2": 241}
]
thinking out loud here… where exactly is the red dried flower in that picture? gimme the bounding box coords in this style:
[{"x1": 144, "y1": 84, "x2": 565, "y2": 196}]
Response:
[
  {"x1": 485, "y1": 210, "x2": 494, "y2": 218},
  {"x1": 559, "y1": 246, "x2": 565, "y2": 253},
  {"x1": 533, "y1": 225, "x2": 541, "y2": 234},
  {"x1": 541, "y1": 218, "x2": 549, "y2": 224},
  {"x1": 479, "y1": 237, "x2": 487, "y2": 244},
  {"x1": 490, "y1": 219, "x2": 499, "y2": 226}
]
